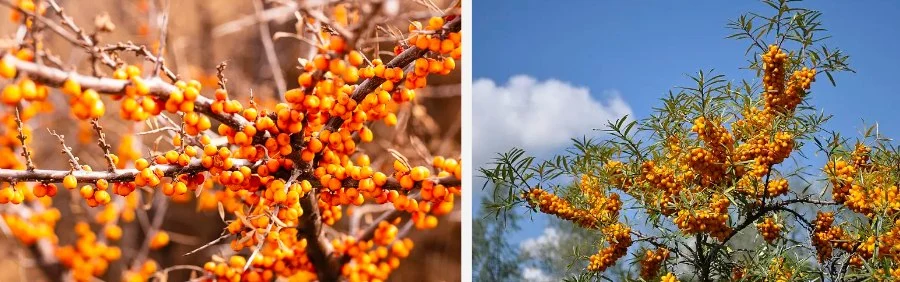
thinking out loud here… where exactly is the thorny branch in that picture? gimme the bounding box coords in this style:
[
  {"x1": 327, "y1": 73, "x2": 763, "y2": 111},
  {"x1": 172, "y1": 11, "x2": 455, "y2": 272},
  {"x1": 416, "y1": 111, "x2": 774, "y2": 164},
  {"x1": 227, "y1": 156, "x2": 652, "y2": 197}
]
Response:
[
  {"x1": 48, "y1": 130, "x2": 80, "y2": 170},
  {"x1": 98, "y1": 42, "x2": 177, "y2": 81},
  {"x1": 14, "y1": 107, "x2": 34, "y2": 170},
  {"x1": 90, "y1": 119, "x2": 117, "y2": 172}
]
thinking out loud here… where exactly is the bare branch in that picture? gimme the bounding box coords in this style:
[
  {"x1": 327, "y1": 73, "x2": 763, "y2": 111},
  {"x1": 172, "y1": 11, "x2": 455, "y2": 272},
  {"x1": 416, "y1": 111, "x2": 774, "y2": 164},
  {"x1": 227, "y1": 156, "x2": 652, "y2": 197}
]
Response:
[
  {"x1": 90, "y1": 119, "x2": 117, "y2": 172},
  {"x1": 14, "y1": 107, "x2": 34, "y2": 170},
  {"x1": 48, "y1": 130, "x2": 80, "y2": 171},
  {"x1": 253, "y1": 0, "x2": 287, "y2": 100}
]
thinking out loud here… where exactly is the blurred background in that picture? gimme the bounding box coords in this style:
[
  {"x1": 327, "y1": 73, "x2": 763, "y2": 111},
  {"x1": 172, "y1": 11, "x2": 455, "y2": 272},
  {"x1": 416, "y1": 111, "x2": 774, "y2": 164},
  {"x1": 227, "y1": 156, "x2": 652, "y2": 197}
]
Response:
[{"x1": 0, "y1": 0, "x2": 460, "y2": 281}]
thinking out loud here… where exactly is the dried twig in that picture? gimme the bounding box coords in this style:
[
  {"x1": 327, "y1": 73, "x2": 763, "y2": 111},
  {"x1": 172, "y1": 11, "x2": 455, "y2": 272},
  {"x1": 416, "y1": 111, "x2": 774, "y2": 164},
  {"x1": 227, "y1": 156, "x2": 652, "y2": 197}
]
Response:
[
  {"x1": 151, "y1": 0, "x2": 171, "y2": 79},
  {"x1": 216, "y1": 61, "x2": 228, "y2": 90},
  {"x1": 13, "y1": 108, "x2": 34, "y2": 170},
  {"x1": 131, "y1": 193, "x2": 169, "y2": 269},
  {"x1": 90, "y1": 119, "x2": 117, "y2": 172},
  {"x1": 183, "y1": 232, "x2": 232, "y2": 257},
  {"x1": 48, "y1": 130, "x2": 80, "y2": 170},
  {"x1": 98, "y1": 42, "x2": 177, "y2": 81},
  {"x1": 253, "y1": 0, "x2": 287, "y2": 100}
]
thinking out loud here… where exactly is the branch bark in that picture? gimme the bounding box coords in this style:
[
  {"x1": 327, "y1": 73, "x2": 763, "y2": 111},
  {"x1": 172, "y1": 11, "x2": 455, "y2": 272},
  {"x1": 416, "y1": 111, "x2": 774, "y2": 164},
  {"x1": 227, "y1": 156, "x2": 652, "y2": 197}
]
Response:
[{"x1": 298, "y1": 191, "x2": 340, "y2": 282}]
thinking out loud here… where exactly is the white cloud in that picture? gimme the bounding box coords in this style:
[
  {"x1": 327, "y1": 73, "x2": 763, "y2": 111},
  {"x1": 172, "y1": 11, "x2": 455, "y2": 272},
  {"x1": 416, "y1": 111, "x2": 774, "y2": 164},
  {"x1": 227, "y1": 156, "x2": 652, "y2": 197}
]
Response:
[
  {"x1": 522, "y1": 267, "x2": 555, "y2": 282},
  {"x1": 519, "y1": 227, "x2": 561, "y2": 258},
  {"x1": 473, "y1": 75, "x2": 632, "y2": 168}
]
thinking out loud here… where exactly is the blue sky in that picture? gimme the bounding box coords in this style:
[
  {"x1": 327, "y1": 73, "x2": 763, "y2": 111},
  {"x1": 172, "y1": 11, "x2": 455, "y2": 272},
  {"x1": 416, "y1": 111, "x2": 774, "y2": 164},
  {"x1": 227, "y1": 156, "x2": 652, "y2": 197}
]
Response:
[{"x1": 472, "y1": 0, "x2": 900, "y2": 267}]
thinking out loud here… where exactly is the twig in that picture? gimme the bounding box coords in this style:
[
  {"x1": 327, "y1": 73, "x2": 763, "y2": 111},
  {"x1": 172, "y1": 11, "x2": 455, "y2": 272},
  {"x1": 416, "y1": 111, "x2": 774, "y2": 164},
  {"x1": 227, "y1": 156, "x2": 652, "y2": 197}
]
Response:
[
  {"x1": 153, "y1": 264, "x2": 205, "y2": 280},
  {"x1": 0, "y1": 156, "x2": 457, "y2": 190},
  {"x1": 0, "y1": 0, "x2": 86, "y2": 50},
  {"x1": 243, "y1": 209, "x2": 275, "y2": 273},
  {"x1": 14, "y1": 108, "x2": 34, "y2": 170},
  {"x1": 183, "y1": 232, "x2": 232, "y2": 257},
  {"x1": 211, "y1": 0, "x2": 344, "y2": 38},
  {"x1": 253, "y1": 0, "x2": 287, "y2": 99},
  {"x1": 349, "y1": 203, "x2": 393, "y2": 235},
  {"x1": 44, "y1": 0, "x2": 94, "y2": 46},
  {"x1": 135, "y1": 126, "x2": 179, "y2": 136},
  {"x1": 302, "y1": 7, "x2": 353, "y2": 41},
  {"x1": 98, "y1": 42, "x2": 177, "y2": 81},
  {"x1": 151, "y1": 0, "x2": 170, "y2": 79},
  {"x1": 131, "y1": 193, "x2": 168, "y2": 269},
  {"x1": 90, "y1": 119, "x2": 117, "y2": 172},
  {"x1": 215, "y1": 61, "x2": 228, "y2": 90}
]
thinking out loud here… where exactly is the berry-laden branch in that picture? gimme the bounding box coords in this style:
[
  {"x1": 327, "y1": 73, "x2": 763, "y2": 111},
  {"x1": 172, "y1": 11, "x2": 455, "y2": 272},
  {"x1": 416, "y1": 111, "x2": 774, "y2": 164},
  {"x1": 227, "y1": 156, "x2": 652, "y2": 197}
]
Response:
[
  {"x1": 0, "y1": 159, "x2": 252, "y2": 183},
  {"x1": 322, "y1": 16, "x2": 461, "y2": 133},
  {"x1": 0, "y1": 156, "x2": 457, "y2": 189},
  {"x1": 0, "y1": 54, "x2": 251, "y2": 130}
]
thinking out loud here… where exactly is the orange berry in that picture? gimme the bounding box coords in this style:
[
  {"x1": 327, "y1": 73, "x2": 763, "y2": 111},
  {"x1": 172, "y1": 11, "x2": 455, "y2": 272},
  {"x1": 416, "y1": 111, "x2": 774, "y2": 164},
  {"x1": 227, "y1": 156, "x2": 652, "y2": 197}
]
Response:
[
  {"x1": 399, "y1": 175, "x2": 414, "y2": 190},
  {"x1": 105, "y1": 225, "x2": 123, "y2": 241},
  {"x1": 313, "y1": 55, "x2": 328, "y2": 70},
  {"x1": 18, "y1": 79, "x2": 36, "y2": 100},
  {"x1": 298, "y1": 73, "x2": 313, "y2": 88},
  {"x1": 348, "y1": 51, "x2": 364, "y2": 67},
  {"x1": 2, "y1": 84, "x2": 22, "y2": 105},
  {"x1": 46, "y1": 184, "x2": 58, "y2": 197},
  {"x1": 150, "y1": 231, "x2": 170, "y2": 249},
  {"x1": 63, "y1": 175, "x2": 78, "y2": 189},
  {"x1": 410, "y1": 166, "x2": 430, "y2": 181},
  {"x1": 428, "y1": 17, "x2": 445, "y2": 30},
  {"x1": 373, "y1": 172, "x2": 388, "y2": 186},
  {"x1": 33, "y1": 183, "x2": 46, "y2": 197},
  {"x1": 95, "y1": 190, "x2": 111, "y2": 204},
  {"x1": 0, "y1": 58, "x2": 15, "y2": 78}
]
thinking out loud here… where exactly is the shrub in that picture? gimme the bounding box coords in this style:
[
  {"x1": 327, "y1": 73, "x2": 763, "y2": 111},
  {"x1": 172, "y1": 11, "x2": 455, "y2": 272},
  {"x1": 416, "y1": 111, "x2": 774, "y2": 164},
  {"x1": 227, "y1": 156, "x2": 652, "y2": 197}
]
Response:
[{"x1": 477, "y1": 1, "x2": 900, "y2": 281}]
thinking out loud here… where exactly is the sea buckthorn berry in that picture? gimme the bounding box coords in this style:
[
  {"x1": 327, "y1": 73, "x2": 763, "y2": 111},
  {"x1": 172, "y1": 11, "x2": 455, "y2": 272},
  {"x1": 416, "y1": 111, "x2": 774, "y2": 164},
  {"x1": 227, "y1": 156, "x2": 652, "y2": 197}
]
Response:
[
  {"x1": 63, "y1": 175, "x2": 78, "y2": 189},
  {"x1": 409, "y1": 166, "x2": 429, "y2": 182},
  {"x1": 62, "y1": 79, "x2": 81, "y2": 95},
  {"x1": 105, "y1": 225, "x2": 123, "y2": 241},
  {"x1": 150, "y1": 231, "x2": 170, "y2": 250},
  {"x1": 661, "y1": 273, "x2": 679, "y2": 282},
  {"x1": 2, "y1": 84, "x2": 22, "y2": 105},
  {"x1": 0, "y1": 57, "x2": 15, "y2": 78},
  {"x1": 313, "y1": 55, "x2": 328, "y2": 70},
  {"x1": 348, "y1": 51, "x2": 364, "y2": 67},
  {"x1": 427, "y1": 17, "x2": 444, "y2": 30},
  {"x1": 19, "y1": 79, "x2": 37, "y2": 100},
  {"x1": 95, "y1": 190, "x2": 111, "y2": 205}
]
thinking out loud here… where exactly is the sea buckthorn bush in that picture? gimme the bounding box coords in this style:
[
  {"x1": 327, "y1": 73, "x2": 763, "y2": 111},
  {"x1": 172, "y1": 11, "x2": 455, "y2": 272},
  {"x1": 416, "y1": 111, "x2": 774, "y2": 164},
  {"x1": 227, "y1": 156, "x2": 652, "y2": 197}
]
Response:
[
  {"x1": 476, "y1": 1, "x2": 900, "y2": 281},
  {"x1": 0, "y1": 0, "x2": 461, "y2": 281}
]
